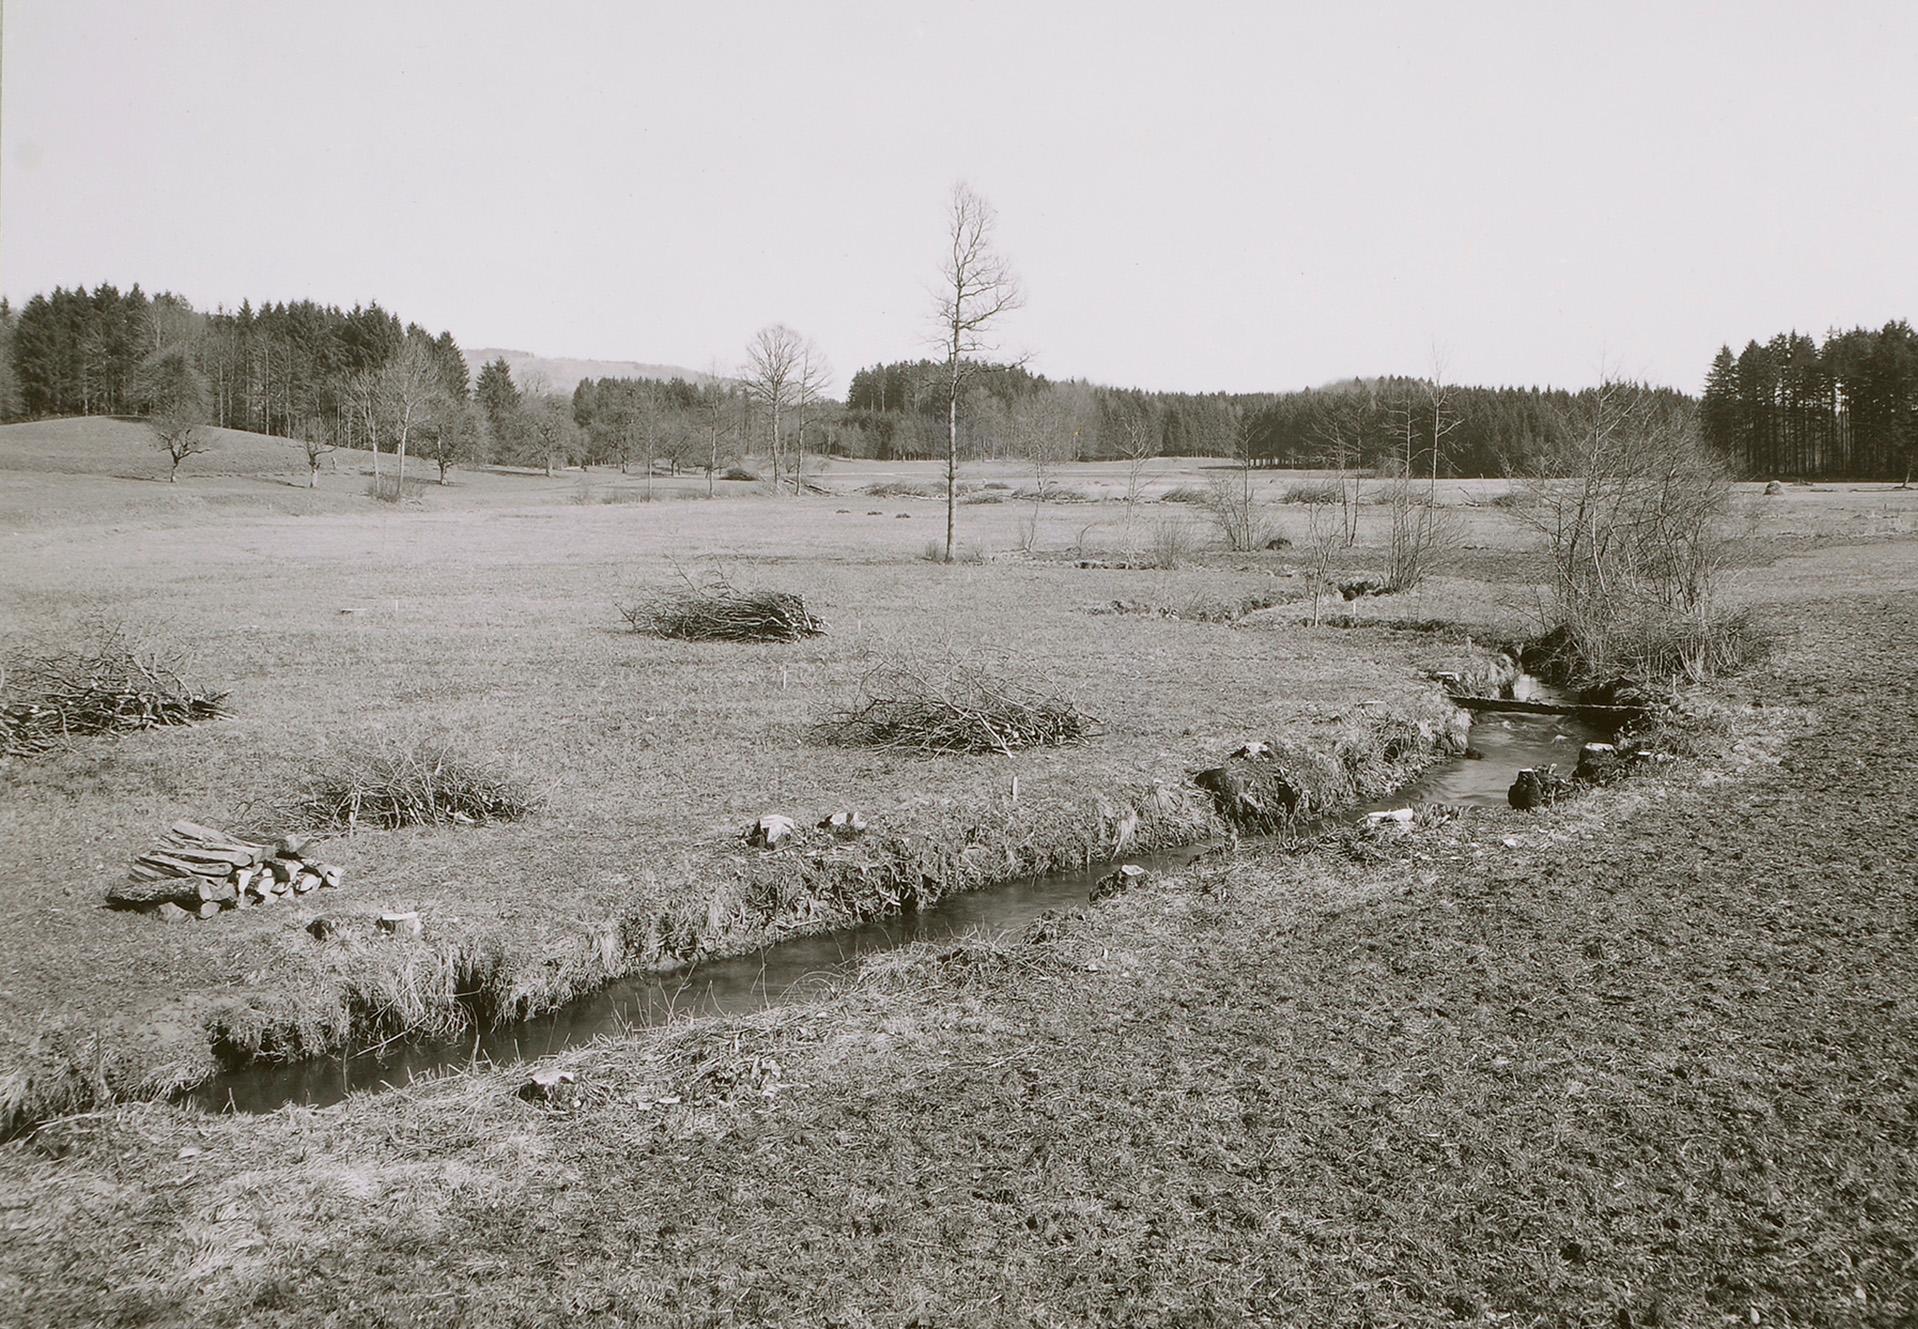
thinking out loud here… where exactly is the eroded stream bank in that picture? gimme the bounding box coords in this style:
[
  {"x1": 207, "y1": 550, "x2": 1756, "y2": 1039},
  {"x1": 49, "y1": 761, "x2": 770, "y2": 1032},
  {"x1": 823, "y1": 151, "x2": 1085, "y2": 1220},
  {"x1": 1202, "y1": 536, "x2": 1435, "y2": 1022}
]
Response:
[{"x1": 184, "y1": 706, "x2": 1608, "y2": 1114}]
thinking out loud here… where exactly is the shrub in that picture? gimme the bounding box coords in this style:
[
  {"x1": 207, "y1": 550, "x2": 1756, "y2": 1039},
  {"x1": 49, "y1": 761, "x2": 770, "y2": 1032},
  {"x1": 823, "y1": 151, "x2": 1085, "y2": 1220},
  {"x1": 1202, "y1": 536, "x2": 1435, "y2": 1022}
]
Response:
[
  {"x1": 269, "y1": 738, "x2": 538, "y2": 831},
  {"x1": 1160, "y1": 485, "x2": 1210, "y2": 504},
  {"x1": 960, "y1": 490, "x2": 1006, "y2": 505},
  {"x1": 720, "y1": 466, "x2": 760, "y2": 482},
  {"x1": 366, "y1": 475, "x2": 427, "y2": 504},
  {"x1": 981, "y1": 481, "x2": 1014, "y2": 491},
  {"x1": 816, "y1": 657, "x2": 1098, "y2": 755},
  {"x1": 863, "y1": 481, "x2": 938, "y2": 498},
  {"x1": 1143, "y1": 518, "x2": 1199, "y2": 569},
  {"x1": 1, "y1": 625, "x2": 228, "y2": 759},
  {"x1": 1201, "y1": 474, "x2": 1277, "y2": 552},
  {"x1": 1283, "y1": 480, "x2": 1345, "y2": 505},
  {"x1": 1489, "y1": 488, "x2": 1537, "y2": 509},
  {"x1": 619, "y1": 576, "x2": 825, "y2": 642},
  {"x1": 920, "y1": 541, "x2": 987, "y2": 563}
]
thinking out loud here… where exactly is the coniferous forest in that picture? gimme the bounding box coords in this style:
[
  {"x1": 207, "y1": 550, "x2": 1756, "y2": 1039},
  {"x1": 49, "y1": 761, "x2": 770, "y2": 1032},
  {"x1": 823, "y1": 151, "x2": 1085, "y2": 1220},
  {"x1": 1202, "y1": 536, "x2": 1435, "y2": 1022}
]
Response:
[{"x1": 1700, "y1": 322, "x2": 1918, "y2": 480}]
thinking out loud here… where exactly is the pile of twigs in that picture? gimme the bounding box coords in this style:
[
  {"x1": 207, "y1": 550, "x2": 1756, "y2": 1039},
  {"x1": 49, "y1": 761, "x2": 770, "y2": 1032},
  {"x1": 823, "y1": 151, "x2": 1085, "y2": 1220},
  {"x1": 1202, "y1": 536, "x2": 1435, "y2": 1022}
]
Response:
[
  {"x1": 619, "y1": 573, "x2": 824, "y2": 643},
  {"x1": 1, "y1": 627, "x2": 227, "y2": 759},
  {"x1": 262, "y1": 739, "x2": 539, "y2": 831},
  {"x1": 816, "y1": 657, "x2": 1098, "y2": 756}
]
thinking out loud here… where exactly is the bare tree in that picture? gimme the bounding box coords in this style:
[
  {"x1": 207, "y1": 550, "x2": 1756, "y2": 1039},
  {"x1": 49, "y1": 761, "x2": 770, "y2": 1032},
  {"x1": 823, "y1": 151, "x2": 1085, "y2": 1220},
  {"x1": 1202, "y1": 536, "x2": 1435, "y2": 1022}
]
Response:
[
  {"x1": 419, "y1": 397, "x2": 483, "y2": 484},
  {"x1": 1515, "y1": 381, "x2": 1745, "y2": 682},
  {"x1": 1117, "y1": 403, "x2": 1160, "y2": 552},
  {"x1": 699, "y1": 369, "x2": 736, "y2": 496},
  {"x1": 1310, "y1": 387, "x2": 1374, "y2": 546},
  {"x1": 375, "y1": 340, "x2": 444, "y2": 488},
  {"x1": 137, "y1": 345, "x2": 213, "y2": 482},
  {"x1": 792, "y1": 340, "x2": 832, "y2": 492},
  {"x1": 1382, "y1": 363, "x2": 1461, "y2": 591},
  {"x1": 933, "y1": 182, "x2": 1023, "y2": 562},
  {"x1": 1203, "y1": 410, "x2": 1272, "y2": 552},
  {"x1": 301, "y1": 428, "x2": 336, "y2": 488},
  {"x1": 743, "y1": 325, "x2": 805, "y2": 492}
]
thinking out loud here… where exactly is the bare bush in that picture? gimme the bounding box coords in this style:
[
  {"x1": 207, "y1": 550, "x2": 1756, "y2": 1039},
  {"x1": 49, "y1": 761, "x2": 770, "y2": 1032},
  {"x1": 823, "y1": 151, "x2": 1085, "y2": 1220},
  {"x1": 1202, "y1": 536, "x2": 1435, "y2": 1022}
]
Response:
[
  {"x1": 1284, "y1": 480, "x2": 1345, "y2": 505},
  {"x1": 1201, "y1": 473, "x2": 1275, "y2": 552},
  {"x1": 1516, "y1": 382, "x2": 1757, "y2": 684},
  {"x1": 1144, "y1": 518, "x2": 1199, "y2": 570},
  {"x1": 816, "y1": 656, "x2": 1097, "y2": 755}
]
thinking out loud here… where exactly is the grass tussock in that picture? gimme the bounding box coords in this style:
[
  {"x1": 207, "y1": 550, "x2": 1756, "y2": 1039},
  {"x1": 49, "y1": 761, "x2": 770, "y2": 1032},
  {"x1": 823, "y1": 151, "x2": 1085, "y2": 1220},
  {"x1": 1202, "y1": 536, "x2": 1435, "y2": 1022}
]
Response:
[
  {"x1": 719, "y1": 465, "x2": 760, "y2": 481},
  {"x1": 1282, "y1": 479, "x2": 1345, "y2": 505},
  {"x1": 264, "y1": 737, "x2": 540, "y2": 832},
  {"x1": 1159, "y1": 484, "x2": 1210, "y2": 504},
  {"x1": 618, "y1": 575, "x2": 826, "y2": 642},
  {"x1": 816, "y1": 656, "x2": 1099, "y2": 755},
  {"x1": 919, "y1": 541, "x2": 988, "y2": 563},
  {"x1": 862, "y1": 480, "x2": 939, "y2": 498},
  {"x1": 1, "y1": 625, "x2": 227, "y2": 759}
]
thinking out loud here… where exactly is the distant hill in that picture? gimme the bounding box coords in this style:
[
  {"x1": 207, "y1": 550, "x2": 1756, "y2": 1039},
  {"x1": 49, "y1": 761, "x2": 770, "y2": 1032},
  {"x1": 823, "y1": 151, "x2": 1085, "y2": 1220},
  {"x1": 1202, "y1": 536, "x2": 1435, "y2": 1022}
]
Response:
[{"x1": 465, "y1": 348, "x2": 715, "y2": 395}]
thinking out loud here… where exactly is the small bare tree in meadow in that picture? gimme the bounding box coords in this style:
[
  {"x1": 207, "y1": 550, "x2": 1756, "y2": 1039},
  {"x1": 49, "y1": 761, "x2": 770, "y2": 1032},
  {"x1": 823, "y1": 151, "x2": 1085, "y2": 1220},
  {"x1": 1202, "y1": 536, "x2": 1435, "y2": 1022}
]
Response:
[
  {"x1": 1311, "y1": 387, "x2": 1373, "y2": 546},
  {"x1": 300, "y1": 424, "x2": 336, "y2": 487},
  {"x1": 137, "y1": 344, "x2": 214, "y2": 482},
  {"x1": 933, "y1": 182, "x2": 1023, "y2": 562},
  {"x1": 699, "y1": 372, "x2": 736, "y2": 497},
  {"x1": 1117, "y1": 403, "x2": 1160, "y2": 552},
  {"x1": 1302, "y1": 501, "x2": 1344, "y2": 626},
  {"x1": 743, "y1": 325, "x2": 805, "y2": 493},
  {"x1": 1382, "y1": 371, "x2": 1461, "y2": 591},
  {"x1": 1203, "y1": 411, "x2": 1271, "y2": 552}
]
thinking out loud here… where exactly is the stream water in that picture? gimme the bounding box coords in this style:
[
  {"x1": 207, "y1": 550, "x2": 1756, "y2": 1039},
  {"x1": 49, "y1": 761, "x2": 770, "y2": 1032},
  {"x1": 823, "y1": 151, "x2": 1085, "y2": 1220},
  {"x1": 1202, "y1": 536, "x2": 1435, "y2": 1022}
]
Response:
[{"x1": 182, "y1": 708, "x2": 1607, "y2": 1115}]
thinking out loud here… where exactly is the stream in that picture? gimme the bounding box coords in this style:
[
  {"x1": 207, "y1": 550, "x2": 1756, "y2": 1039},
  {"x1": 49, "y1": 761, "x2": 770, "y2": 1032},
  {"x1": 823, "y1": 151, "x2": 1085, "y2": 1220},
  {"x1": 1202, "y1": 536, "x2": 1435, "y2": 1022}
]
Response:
[{"x1": 183, "y1": 707, "x2": 1608, "y2": 1115}]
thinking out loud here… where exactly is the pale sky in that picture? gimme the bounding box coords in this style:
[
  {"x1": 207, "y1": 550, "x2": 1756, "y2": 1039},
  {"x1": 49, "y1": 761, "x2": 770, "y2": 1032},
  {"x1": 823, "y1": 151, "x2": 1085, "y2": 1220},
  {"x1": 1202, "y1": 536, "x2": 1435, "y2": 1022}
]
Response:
[{"x1": 3, "y1": 0, "x2": 1913, "y2": 396}]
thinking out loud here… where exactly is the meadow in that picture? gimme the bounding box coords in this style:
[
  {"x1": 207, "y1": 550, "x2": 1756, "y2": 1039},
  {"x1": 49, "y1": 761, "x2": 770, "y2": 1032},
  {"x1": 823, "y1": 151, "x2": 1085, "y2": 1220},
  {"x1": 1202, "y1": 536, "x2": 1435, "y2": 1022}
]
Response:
[
  {"x1": 3, "y1": 418, "x2": 1918, "y2": 1322},
  {"x1": 0, "y1": 418, "x2": 1545, "y2": 1122}
]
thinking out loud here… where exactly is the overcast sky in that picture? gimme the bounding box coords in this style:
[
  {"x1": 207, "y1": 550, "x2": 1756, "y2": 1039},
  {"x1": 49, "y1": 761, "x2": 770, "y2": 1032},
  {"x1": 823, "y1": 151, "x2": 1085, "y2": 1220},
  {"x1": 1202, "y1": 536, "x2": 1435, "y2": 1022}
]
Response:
[{"x1": 3, "y1": 1, "x2": 1913, "y2": 395}]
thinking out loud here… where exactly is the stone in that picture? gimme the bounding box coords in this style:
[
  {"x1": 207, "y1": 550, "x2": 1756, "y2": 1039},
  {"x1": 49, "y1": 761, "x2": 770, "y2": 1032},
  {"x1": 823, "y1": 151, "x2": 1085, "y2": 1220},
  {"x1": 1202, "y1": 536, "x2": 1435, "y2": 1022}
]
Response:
[
  {"x1": 377, "y1": 910, "x2": 423, "y2": 938},
  {"x1": 1574, "y1": 741, "x2": 1622, "y2": 784},
  {"x1": 1764, "y1": 480, "x2": 1784, "y2": 495},
  {"x1": 1364, "y1": 807, "x2": 1416, "y2": 832},
  {"x1": 818, "y1": 809, "x2": 868, "y2": 838},
  {"x1": 747, "y1": 814, "x2": 798, "y2": 848},
  {"x1": 153, "y1": 901, "x2": 191, "y2": 924},
  {"x1": 1090, "y1": 863, "x2": 1151, "y2": 902},
  {"x1": 519, "y1": 1067, "x2": 584, "y2": 1108}
]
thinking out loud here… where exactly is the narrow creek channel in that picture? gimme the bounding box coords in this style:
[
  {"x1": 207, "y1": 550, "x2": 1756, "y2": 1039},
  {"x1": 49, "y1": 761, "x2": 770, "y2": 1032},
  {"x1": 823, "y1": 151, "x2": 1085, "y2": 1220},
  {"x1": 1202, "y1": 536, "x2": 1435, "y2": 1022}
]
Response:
[{"x1": 183, "y1": 707, "x2": 1609, "y2": 1115}]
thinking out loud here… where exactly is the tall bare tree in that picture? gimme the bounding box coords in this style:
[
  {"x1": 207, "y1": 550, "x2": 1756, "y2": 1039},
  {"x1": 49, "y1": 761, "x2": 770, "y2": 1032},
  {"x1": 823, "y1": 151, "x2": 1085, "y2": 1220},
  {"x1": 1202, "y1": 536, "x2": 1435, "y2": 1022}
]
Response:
[
  {"x1": 699, "y1": 367, "x2": 736, "y2": 496},
  {"x1": 743, "y1": 325, "x2": 806, "y2": 492},
  {"x1": 933, "y1": 183, "x2": 1023, "y2": 561},
  {"x1": 375, "y1": 339, "x2": 444, "y2": 488},
  {"x1": 792, "y1": 341, "x2": 832, "y2": 491}
]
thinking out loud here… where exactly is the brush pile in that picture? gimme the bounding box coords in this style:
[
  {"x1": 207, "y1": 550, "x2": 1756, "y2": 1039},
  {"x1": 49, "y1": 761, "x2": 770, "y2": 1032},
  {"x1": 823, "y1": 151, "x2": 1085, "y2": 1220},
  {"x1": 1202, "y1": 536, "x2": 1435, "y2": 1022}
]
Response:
[
  {"x1": 265, "y1": 739, "x2": 538, "y2": 831},
  {"x1": 619, "y1": 575, "x2": 824, "y2": 643},
  {"x1": 1, "y1": 628, "x2": 227, "y2": 759},
  {"x1": 107, "y1": 821, "x2": 344, "y2": 918},
  {"x1": 817, "y1": 658, "x2": 1098, "y2": 756}
]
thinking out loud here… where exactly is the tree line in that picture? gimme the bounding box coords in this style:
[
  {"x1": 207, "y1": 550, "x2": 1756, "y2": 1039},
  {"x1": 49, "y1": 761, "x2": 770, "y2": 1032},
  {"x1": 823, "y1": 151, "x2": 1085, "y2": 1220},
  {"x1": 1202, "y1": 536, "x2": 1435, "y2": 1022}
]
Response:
[
  {"x1": 1700, "y1": 321, "x2": 1917, "y2": 480},
  {"x1": 839, "y1": 358, "x2": 1693, "y2": 478}
]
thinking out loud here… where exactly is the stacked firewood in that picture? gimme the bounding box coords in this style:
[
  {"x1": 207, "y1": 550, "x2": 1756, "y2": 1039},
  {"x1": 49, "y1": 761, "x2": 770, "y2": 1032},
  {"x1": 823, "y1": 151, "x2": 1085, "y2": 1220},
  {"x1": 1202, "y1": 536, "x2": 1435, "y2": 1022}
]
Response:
[{"x1": 107, "y1": 820, "x2": 344, "y2": 919}]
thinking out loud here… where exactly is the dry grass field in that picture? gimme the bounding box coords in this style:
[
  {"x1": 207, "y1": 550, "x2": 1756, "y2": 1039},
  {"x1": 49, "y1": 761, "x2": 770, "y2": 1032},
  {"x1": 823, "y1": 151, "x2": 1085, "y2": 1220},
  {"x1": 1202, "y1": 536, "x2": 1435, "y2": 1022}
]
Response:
[
  {"x1": 4, "y1": 418, "x2": 1918, "y2": 1322},
  {"x1": 0, "y1": 419, "x2": 1534, "y2": 1121}
]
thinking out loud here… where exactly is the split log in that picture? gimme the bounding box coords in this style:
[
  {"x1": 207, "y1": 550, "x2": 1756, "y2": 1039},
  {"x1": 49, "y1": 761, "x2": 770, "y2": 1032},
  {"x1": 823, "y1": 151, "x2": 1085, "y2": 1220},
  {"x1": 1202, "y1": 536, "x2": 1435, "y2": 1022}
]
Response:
[
  {"x1": 106, "y1": 878, "x2": 205, "y2": 909},
  {"x1": 193, "y1": 900, "x2": 221, "y2": 919},
  {"x1": 292, "y1": 871, "x2": 320, "y2": 895}
]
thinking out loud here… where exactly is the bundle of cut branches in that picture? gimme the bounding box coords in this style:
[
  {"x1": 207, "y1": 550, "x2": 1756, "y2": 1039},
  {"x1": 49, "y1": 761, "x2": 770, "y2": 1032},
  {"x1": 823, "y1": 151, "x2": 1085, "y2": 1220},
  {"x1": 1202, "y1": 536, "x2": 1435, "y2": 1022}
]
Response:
[
  {"x1": 619, "y1": 572, "x2": 824, "y2": 643},
  {"x1": 262, "y1": 738, "x2": 539, "y2": 832},
  {"x1": 1, "y1": 626, "x2": 227, "y2": 759},
  {"x1": 816, "y1": 657, "x2": 1099, "y2": 756}
]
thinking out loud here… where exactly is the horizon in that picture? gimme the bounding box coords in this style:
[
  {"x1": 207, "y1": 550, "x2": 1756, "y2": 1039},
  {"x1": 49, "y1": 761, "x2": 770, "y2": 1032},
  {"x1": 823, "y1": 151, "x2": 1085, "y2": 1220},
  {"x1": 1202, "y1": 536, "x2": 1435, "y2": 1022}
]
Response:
[{"x1": 4, "y1": 1, "x2": 1915, "y2": 397}]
